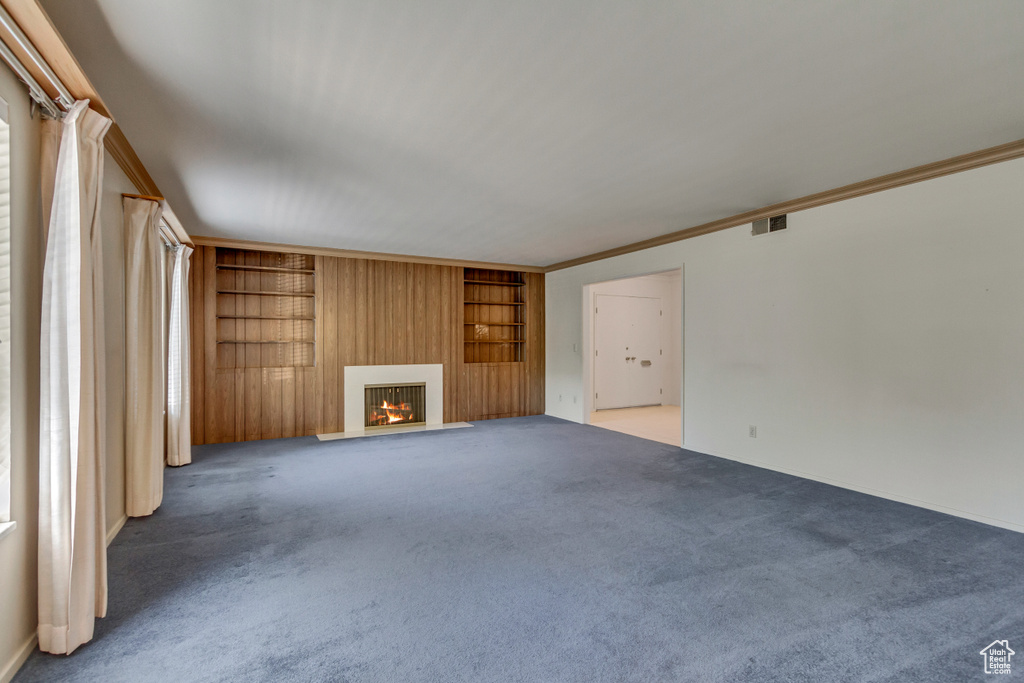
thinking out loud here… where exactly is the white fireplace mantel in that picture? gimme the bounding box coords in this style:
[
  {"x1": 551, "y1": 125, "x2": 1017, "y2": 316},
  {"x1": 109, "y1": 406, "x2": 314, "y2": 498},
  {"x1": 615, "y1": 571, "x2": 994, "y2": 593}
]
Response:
[{"x1": 344, "y1": 364, "x2": 444, "y2": 434}]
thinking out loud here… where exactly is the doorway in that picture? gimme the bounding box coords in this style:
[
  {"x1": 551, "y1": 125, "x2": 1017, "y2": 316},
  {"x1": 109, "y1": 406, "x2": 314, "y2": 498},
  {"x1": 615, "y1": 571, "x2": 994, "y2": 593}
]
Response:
[{"x1": 583, "y1": 269, "x2": 682, "y2": 446}]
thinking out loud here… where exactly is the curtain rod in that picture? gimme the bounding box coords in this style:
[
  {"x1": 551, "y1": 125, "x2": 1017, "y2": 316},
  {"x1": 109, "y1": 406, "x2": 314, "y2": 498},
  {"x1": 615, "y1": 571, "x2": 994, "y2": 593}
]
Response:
[
  {"x1": 122, "y1": 194, "x2": 188, "y2": 249},
  {"x1": 159, "y1": 222, "x2": 181, "y2": 248},
  {"x1": 0, "y1": 33, "x2": 60, "y2": 118},
  {"x1": 0, "y1": 5, "x2": 73, "y2": 112}
]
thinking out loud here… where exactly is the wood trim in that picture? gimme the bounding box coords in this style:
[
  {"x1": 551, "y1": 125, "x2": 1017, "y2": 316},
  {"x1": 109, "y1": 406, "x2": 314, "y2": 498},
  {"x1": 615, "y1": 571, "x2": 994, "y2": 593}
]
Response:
[
  {"x1": 106, "y1": 123, "x2": 161, "y2": 195},
  {"x1": 545, "y1": 137, "x2": 1024, "y2": 272},
  {"x1": 122, "y1": 192, "x2": 164, "y2": 202},
  {"x1": 192, "y1": 235, "x2": 545, "y2": 274},
  {"x1": 0, "y1": 0, "x2": 110, "y2": 116}
]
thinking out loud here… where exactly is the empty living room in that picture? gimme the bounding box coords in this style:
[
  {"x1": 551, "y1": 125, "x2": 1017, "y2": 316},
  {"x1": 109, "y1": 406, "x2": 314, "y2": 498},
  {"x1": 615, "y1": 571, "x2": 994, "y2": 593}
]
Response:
[{"x1": 1, "y1": 1, "x2": 1023, "y2": 681}]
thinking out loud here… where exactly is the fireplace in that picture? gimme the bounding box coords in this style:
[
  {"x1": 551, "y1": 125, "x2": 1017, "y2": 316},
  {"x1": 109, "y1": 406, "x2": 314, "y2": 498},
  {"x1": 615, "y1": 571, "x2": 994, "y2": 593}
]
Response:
[
  {"x1": 365, "y1": 383, "x2": 426, "y2": 429},
  {"x1": 343, "y1": 364, "x2": 443, "y2": 435}
]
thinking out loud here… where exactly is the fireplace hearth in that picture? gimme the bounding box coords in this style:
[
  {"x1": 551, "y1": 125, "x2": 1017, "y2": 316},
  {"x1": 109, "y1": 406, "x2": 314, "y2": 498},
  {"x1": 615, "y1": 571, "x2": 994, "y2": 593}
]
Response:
[{"x1": 365, "y1": 383, "x2": 427, "y2": 429}]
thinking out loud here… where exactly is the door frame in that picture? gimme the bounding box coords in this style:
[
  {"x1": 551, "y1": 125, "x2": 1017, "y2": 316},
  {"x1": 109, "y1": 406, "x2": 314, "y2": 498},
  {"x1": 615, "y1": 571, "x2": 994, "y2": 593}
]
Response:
[{"x1": 581, "y1": 268, "x2": 684, "y2": 445}]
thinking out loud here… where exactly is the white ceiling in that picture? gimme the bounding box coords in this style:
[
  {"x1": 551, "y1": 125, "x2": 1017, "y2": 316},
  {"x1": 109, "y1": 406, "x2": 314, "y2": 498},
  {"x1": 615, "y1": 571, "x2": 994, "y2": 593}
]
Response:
[{"x1": 42, "y1": 0, "x2": 1024, "y2": 267}]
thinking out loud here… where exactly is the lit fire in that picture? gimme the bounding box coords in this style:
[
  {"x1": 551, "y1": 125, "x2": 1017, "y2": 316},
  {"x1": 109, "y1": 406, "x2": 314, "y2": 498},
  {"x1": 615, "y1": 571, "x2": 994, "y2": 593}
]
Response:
[{"x1": 368, "y1": 400, "x2": 414, "y2": 426}]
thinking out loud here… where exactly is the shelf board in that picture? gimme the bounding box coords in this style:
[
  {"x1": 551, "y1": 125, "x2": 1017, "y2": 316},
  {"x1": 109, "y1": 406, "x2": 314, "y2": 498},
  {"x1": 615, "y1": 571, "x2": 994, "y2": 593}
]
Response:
[
  {"x1": 464, "y1": 340, "x2": 525, "y2": 344},
  {"x1": 217, "y1": 340, "x2": 315, "y2": 344},
  {"x1": 217, "y1": 315, "x2": 315, "y2": 320},
  {"x1": 464, "y1": 322, "x2": 525, "y2": 326},
  {"x1": 464, "y1": 300, "x2": 524, "y2": 305},
  {"x1": 463, "y1": 361, "x2": 524, "y2": 366},
  {"x1": 218, "y1": 290, "x2": 315, "y2": 297},
  {"x1": 464, "y1": 280, "x2": 524, "y2": 287},
  {"x1": 217, "y1": 264, "x2": 315, "y2": 274}
]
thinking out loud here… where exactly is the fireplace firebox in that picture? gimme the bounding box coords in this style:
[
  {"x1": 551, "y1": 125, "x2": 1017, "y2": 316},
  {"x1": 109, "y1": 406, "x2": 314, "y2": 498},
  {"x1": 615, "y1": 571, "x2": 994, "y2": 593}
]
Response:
[{"x1": 364, "y1": 383, "x2": 427, "y2": 429}]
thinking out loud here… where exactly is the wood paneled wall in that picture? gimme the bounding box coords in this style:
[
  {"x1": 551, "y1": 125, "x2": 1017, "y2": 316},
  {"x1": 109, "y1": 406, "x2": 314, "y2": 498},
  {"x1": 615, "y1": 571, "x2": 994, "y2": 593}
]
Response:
[{"x1": 190, "y1": 247, "x2": 544, "y2": 444}]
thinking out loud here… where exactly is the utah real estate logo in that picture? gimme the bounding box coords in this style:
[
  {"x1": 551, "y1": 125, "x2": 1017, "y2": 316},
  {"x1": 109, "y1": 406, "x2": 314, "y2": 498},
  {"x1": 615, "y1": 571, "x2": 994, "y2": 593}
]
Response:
[{"x1": 980, "y1": 640, "x2": 1014, "y2": 675}]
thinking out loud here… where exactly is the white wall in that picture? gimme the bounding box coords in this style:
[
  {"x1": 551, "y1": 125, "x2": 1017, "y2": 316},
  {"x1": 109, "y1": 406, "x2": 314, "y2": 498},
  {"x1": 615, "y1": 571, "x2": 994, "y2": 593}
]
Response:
[
  {"x1": 0, "y1": 66, "x2": 134, "y2": 678},
  {"x1": 583, "y1": 271, "x2": 682, "y2": 416},
  {"x1": 547, "y1": 156, "x2": 1024, "y2": 532}
]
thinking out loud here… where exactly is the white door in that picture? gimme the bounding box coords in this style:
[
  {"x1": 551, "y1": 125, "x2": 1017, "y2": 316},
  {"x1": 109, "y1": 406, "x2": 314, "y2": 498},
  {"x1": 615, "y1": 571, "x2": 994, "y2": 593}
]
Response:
[{"x1": 594, "y1": 295, "x2": 662, "y2": 409}]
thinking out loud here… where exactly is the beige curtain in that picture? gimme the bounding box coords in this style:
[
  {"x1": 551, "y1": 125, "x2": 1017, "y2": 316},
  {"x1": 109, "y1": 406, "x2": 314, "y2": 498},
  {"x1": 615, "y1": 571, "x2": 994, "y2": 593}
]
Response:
[
  {"x1": 124, "y1": 198, "x2": 166, "y2": 516},
  {"x1": 166, "y1": 244, "x2": 192, "y2": 466},
  {"x1": 37, "y1": 100, "x2": 111, "y2": 655}
]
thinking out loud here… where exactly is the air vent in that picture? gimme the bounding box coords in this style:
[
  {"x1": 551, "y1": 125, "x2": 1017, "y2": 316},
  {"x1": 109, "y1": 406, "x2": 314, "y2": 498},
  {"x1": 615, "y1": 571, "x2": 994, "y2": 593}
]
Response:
[{"x1": 752, "y1": 215, "x2": 787, "y2": 236}]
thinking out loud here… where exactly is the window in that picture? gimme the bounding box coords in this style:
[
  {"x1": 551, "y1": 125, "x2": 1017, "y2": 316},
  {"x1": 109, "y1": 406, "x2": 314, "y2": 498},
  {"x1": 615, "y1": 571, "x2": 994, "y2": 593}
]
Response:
[{"x1": 0, "y1": 95, "x2": 12, "y2": 537}]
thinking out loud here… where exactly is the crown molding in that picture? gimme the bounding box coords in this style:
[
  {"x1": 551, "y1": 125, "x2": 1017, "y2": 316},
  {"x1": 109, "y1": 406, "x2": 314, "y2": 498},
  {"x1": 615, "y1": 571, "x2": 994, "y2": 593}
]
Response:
[
  {"x1": 105, "y1": 123, "x2": 160, "y2": 196},
  {"x1": 546, "y1": 137, "x2": 1024, "y2": 272}
]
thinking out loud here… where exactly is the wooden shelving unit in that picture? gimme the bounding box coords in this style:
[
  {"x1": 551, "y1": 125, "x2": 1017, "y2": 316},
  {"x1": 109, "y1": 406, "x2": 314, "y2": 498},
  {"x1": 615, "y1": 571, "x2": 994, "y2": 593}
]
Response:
[
  {"x1": 464, "y1": 268, "x2": 525, "y2": 363},
  {"x1": 214, "y1": 249, "x2": 316, "y2": 368}
]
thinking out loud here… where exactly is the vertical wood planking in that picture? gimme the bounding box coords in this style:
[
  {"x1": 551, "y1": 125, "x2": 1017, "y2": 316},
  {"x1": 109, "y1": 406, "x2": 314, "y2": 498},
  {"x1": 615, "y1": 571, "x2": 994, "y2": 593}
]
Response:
[
  {"x1": 413, "y1": 264, "x2": 425, "y2": 364},
  {"x1": 528, "y1": 272, "x2": 545, "y2": 415},
  {"x1": 192, "y1": 250, "x2": 543, "y2": 443},
  {"x1": 314, "y1": 256, "x2": 326, "y2": 437},
  {"x1": 384, "y1": 260, "x2": 395, "y2": 363},
  {"x1": 189, "y1": 246, "x2": 205, "y2": 445},
  {"x1": 438, "y1": 265, "x2": 449, "y2": 421},
  {"x1": 374, "y1": 260, "x2": 386, "y2": 366},
  {"x1": 340, "y1": 258, "x2": 356, "y2": 431},
  {"x1": 355, "y1": 258, "x2": 367, "y2": 367},
  {"x1": 394, "y1": 260, "x2": 406, "y2": 364},
  {"x1": 322, "y1": 256, "x2": 339, "y2": 433},
  {"x1": 282, "y1": 367, "x2": 296, "y2": 437},
  {"x1": 204, "y1": 248, "x2": 228, "y2": 441}
]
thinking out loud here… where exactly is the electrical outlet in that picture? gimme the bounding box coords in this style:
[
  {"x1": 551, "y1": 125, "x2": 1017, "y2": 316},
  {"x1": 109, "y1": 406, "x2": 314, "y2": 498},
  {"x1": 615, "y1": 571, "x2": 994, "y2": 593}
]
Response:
[{"x1": 749, "y1": 425, "x2": 757, "y2": 438}]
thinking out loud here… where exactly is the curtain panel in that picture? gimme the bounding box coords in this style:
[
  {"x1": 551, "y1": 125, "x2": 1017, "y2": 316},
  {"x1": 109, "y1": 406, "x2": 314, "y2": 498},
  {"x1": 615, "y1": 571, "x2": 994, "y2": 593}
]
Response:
[
  {"x1": 124, "y1": 198, "x2": 166, "y2": 516},
  {"x1": 166, "y1": 244, "x2": 193, "y2": 466},
  {"x1": 37, "y1": 100, "x2": 111, "y2": 655}
]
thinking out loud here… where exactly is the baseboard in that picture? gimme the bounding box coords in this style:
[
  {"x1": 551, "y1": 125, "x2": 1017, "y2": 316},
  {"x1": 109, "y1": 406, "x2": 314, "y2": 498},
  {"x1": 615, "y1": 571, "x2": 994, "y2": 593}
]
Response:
[
  {"x1": 687, "y1": 444, "x2": 1024, "y2": 534},
  {"x1": 106, "y1": 514, "x2": 128, "y2": 547},
  {"x1": 0, "y1": 633, "x2": 37, "y2": 683}
]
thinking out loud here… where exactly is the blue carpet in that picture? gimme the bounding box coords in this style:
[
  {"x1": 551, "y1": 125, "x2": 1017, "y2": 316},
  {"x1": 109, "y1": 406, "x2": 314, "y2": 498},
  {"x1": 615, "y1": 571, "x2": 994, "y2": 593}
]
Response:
[{"x1": 15, "y1": 415, "x2": 1024, "y2": 682}]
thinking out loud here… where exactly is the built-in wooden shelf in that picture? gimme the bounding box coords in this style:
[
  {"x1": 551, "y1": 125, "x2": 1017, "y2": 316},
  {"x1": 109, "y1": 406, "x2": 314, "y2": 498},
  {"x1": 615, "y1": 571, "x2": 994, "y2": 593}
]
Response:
[
  {"x1": 217, "y1": 264, "x2": 316, "y2": 274},
  {"x1": 218, "y1": 290, "x2": 315, "y2": 297},
  {"x1": 464, "y1": 279, "x2": 525, "y2": 287},
  {"x1": 217, "y1": 315, "x2": 316, "y2": 320},
  {"x1": 214, "y1": 248, "x2": 317, "y2": 368},
  {"x1": 217, "y1": 340, "x2": 315, "y2": 345},
  {"x1": 464, "y1": 300, "x2": 525, "y2": 305},
  {"x1": 464, "y1": 268, "x2": 525, "y2": 363}
]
